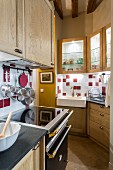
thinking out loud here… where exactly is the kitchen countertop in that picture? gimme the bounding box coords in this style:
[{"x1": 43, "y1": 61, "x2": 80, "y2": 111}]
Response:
[
  {"x1": 0, "y1": 124, "x2": 47, "y2": 170},
  {"x1": 86, "y1": 98, "x2": 105, "y2": 105}
]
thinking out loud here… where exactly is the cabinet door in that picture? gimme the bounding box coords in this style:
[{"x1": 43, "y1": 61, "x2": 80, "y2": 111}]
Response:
[
  {"x1": 87, "y1": 30, "x2": 103, "y2": 72},
  {"x1": 25, "y1": 0, "x2": 53, "y2": 66},
  {"x1": 103, "y1": 24, "x2": 111, "y2": 71},
  {"x1": 13, "y1": 150, "x2": 34, "y2": 170},
  {"x1": 90, "y1": 120, "x2": 109, "y2": 149},
  {"x1": 0, "y1": 0, "x2": 24, "y2": 57},
  {"x1": 68, "y1": 107, "x2": 86, "y2": 134},
  {"x1": 58, "y1": 38, "x2": 86, "y2": 74}
]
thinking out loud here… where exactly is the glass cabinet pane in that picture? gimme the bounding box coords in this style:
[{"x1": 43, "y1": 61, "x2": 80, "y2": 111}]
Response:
[
  {"x1": 106, "y1": 27, "x2": 111, "y2": 68},
  {"x1": 62, "y1": 40, "x2": 84, "y2": 72},
  {"x1": 90, "y1": 33, "x2": 100, "y2": 70}
]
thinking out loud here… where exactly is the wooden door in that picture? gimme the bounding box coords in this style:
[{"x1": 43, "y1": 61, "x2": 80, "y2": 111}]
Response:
[{"x1": 0, "y1": 0, "x2": 24, "y2": 57}]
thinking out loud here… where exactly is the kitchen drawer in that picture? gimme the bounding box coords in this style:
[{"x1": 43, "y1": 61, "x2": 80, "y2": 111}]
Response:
[
  {"x1": 89, "y1": 109, "x2": 110, "y2": 129},
  {"x1": 89, "y1": 103, "x2": 110, "y2": 114},
  {"x1": 89, "y1": 121, "x2": 109, "y2": 148}
]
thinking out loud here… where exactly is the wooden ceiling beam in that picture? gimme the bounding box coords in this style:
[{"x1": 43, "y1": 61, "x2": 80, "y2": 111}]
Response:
[
  {"x1": 52, "y1": 0, "x2": 63, "y2": 20},
  {"x1": 87, "y1": 0, "x2": 97, "y2": 14},
  {"x1": 87, "y1": 0, "x2": 103, "y2": 14},
  {"x1": 72, "y1": 0, "x2": 78, "y2": 18}
]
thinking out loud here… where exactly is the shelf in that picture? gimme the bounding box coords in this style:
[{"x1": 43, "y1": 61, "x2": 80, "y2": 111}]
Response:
[
  {"x1": 62, "y1": 63, "x2": 83, "y2": 66},
  {"x1": 62, "y1": 52, "x2": 83, "y2": 54},
  {"x1": 91, "y1": 46, "x2": 100, "y2": 51}
]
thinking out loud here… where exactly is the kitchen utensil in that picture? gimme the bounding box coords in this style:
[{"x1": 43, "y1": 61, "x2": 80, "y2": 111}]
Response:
[
  {"x1": 0, "y1": 122, "x2": 21, "y2": 152},
  {"x1": 21, "y1": 96, "x2": 34, "y2": 105},
  {"x1": 19, "y1": 72, "x2": 28, "y2": 87},
  {"x1": 20, "y1": 109, "x2": 35, "y2": 124},
  {"x1": 17, "y1": 88, "x2": 28, "y2": 102},
  {"x1": 1, "y1": 85, "x2": 14, "y2": 98},
  {"x1": 26, "y1": 88, "x2": 35, "y2": 98},
  {"x1": 90, "y1": 87, "x2": 100, "y2": 98},
  {"x1": 0, "y1": 112, "x2": 12, "y2": 138}
]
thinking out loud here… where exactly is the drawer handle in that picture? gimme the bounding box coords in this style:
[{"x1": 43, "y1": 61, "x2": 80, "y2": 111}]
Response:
[
  {"x1": 100, "y1": 113, "x2": 104, "y2": 116},
  {"x1": 100, "y1": 105, "x2": 104, "y2": 108},
  {"x1": 100, "y1": 126, "x2": 103, "y2": 129},
  {"x1": 14, "y1": 49, "x2": 22, "y2": 54}
]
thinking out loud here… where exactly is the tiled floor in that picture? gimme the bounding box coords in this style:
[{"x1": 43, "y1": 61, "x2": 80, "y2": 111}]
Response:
[{"x1": 66, "y1": 135, "x2": 109, "y2": 170}]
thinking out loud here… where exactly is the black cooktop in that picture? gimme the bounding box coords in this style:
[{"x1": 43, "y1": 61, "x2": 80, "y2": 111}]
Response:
[{"x1": 9, "y1": 107, "x2": 65, "y2": 127}]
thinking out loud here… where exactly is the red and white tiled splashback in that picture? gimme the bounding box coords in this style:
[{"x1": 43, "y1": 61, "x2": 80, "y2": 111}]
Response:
[
  {"x1": 57, "y1": 72, "x2": 110, "y2": 97},
  {"x1": 0, "y1": 62, "x2": 33, "y2": 118}
]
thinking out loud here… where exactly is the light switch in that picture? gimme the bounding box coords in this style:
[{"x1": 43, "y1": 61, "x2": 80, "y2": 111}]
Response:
[{"x1": 40, "y1": 89, "x2": 44, "y2": 93}]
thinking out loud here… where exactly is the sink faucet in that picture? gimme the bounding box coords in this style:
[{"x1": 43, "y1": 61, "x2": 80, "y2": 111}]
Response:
[{"x1": 71, "y1": 87, "x2": 74, "y2": 97}]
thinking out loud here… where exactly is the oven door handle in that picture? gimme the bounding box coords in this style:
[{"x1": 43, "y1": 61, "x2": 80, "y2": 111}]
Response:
[
  {"x1": 47, "y1": 125, "x2": 71, "y2": 159},
  {"x1": 49, "y1": 110, "x2": 73, "y2": 138}
]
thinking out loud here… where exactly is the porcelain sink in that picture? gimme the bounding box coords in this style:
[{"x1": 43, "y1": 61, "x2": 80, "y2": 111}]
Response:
[{"x1": 57, "y1": 96, "x2": 86, "y2": 108}]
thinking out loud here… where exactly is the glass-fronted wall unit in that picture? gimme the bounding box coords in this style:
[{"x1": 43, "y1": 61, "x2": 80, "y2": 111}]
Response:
[
  {"x1": 87, "y1": 30, "x2": 103, "y2": 72},
  {"x1": 58, "y1": 38, "x2": 86, "y2": 74}
]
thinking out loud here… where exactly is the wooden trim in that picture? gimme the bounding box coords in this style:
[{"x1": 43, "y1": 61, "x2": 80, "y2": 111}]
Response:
[
  {"x1": 87, "y1": 0, "x2": 97, "y2": 14},
  {"x1": 58, "y1": 40, "x2": 63, "y2": 74},
  {"x1": 103, "y1": 24, "x2": 111, "y2": 71}
]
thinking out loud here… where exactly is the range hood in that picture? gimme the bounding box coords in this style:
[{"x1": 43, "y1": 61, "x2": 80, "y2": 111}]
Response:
[{"x1": 0, "y1": 51, "x2": 52, "y2": 69}]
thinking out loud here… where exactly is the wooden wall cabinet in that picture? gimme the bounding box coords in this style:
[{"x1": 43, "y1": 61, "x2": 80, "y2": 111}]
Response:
[
  {"x1": 58, "y1": 38, "x2": 86, "y2": 74},
  {"x1": 87, "y1": 102, "x2": 110, "y2": 150},
  {"x1": 25, "y1": 0, "x2": 54, "y2": 67},
  {"x1": 87, "y1": 30, "x2": 103, "y2": 72},
  {"x1": 0, "y1": 0, "x2": 24, "y2": 58},
  {"x1": 103, "y1": 24, "x2": 111, "y2": 71},
  {"x1": 0, "y1": 0, "x2": 54, "y2": 67}
]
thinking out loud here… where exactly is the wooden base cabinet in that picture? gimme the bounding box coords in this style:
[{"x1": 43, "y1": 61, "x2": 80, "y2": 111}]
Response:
[
  {"x1": 68, "y1": 107, "x2": 86, "y2": 135},
  {"x1": 87, "y1": 102, "x2": 110, "y2": 150},
  {"x1": 13, "y1": 143, "x2": 40, "y2": 170}
]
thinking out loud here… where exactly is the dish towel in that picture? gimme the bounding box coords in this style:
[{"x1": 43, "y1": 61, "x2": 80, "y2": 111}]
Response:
[{"x1": 105, "y1": 76, "x2": 111, "y2": 107}]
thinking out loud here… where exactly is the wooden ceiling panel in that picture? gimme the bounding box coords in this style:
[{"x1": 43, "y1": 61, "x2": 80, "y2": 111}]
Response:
[{"x1": 53, "y1": 0, "x2": 63, "y2": 19}]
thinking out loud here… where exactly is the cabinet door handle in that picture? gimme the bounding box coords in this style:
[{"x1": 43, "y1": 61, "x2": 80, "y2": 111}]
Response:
[
  {"x1": 100, "y1": 113, "x2": 104, "y2": 116},
  {"x1": 14, "y1": 49, "x2": 23, "y2": 54},
  {"x1": 100, "y1": 105, "x2": 104, "y2": 108},
  {"x1": 51, "y1": 62, "x2": 54, "y2": 66},
  {"x1": 100, "y1": 126, "x2": 103, "y2": 129}
]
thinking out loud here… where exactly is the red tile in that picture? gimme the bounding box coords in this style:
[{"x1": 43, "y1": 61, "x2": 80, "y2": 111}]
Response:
[
  {"x1": 77, "y1": 86, "x2": 81, "y2": 90},
  {"x1": 0, "y1": 100, "x2": 3, "y2": 108},
  {"x1": 99, "y1": 78, "x2": 101, "y2": 82},
  {"x1": 73, "y1": 86, "x2": 81, "y2": 90},
  {"x1": 66, "y1": 75, "x2": 70, "y2": 79},
  {"x1": 89, "y1": 74, "x2": 93, "y2": 78},
  {"x1": 74, "y1": 86, "x2": 77, "y2": 90},
  {"x1": 88, "y1": 82, "x2": 93, "y2": 86},
  {"x1": 30, "y1": 82, "x2": 32, "y2": 87},
  {"x1": 63, "y1": 79, "x2": 66, "y2": 82},
  {"x1": 102, "y1": 87, "x2": 106, "y2": 95},
  {"x1": 77, "y1": 93, "x2": 81, "y2": 96},
  {"x1": 57, "y1": 78, "x2": 61, "y2": 82},
  {"x1": 84, "y1": 93, "x2": 87, "y2": 96},
  {"x1": 58, "y1": 90, "x2": 61, "y2": 94},
  {"x1": 73, "y1": 78, "x2": 77, "y2": 82},
  {"x1": 63, "y1": 93, "x2": 66, "y2": 96},
  {"x1": 95, "y1": 82, "x2": 99, "y2": 86},
  {"x1": 4, "y1": 98, "x2": 10, "y2": 107},
  {"x1": 66, "y1": 82, "x2": 70, "y2": 86}
]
